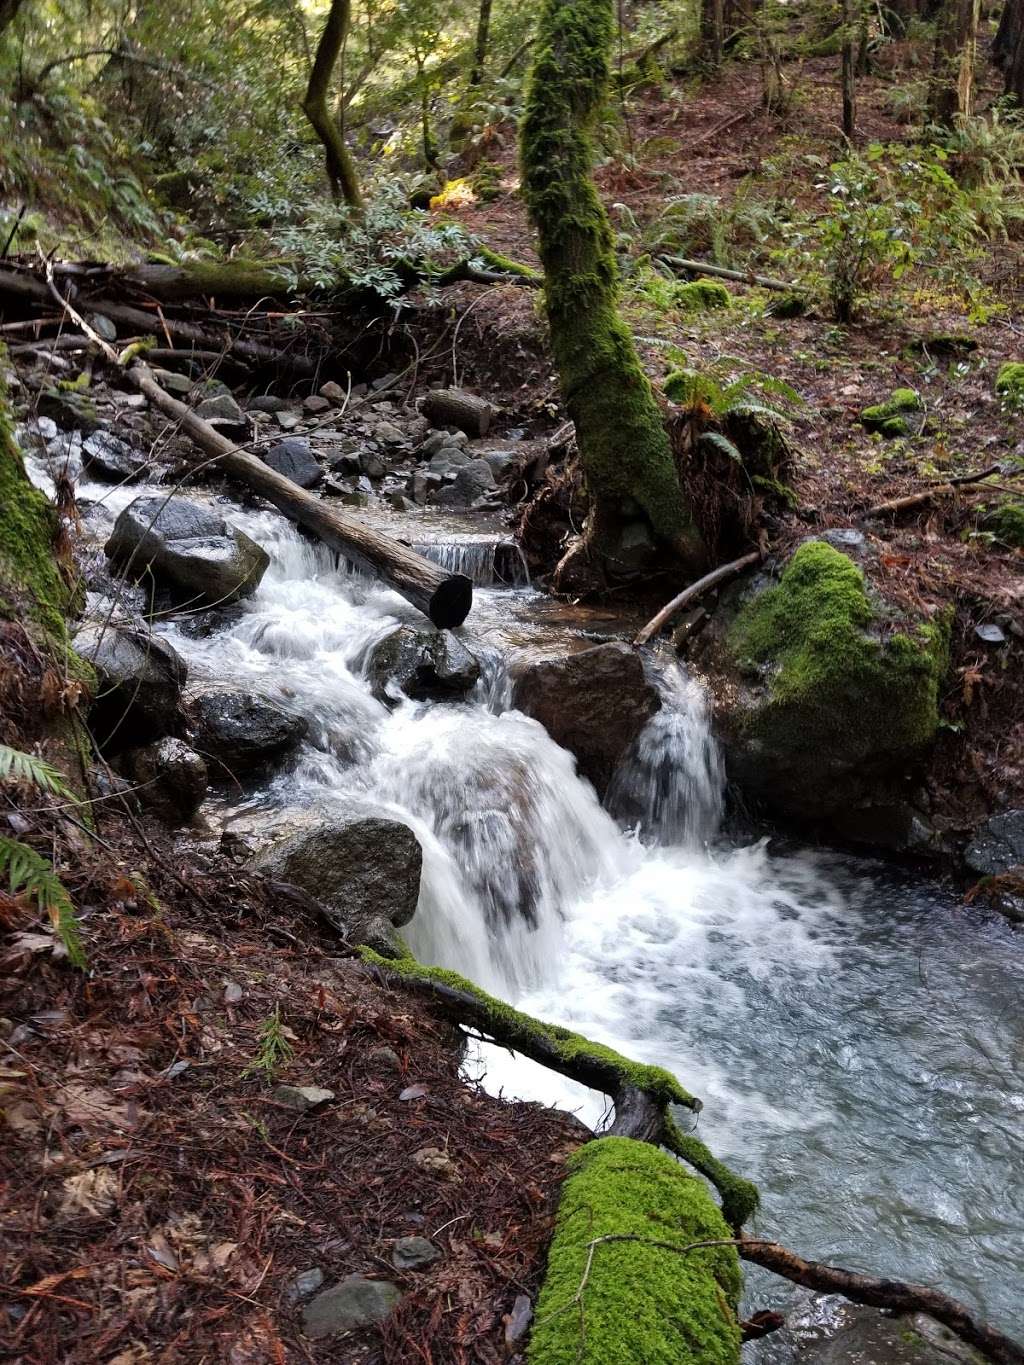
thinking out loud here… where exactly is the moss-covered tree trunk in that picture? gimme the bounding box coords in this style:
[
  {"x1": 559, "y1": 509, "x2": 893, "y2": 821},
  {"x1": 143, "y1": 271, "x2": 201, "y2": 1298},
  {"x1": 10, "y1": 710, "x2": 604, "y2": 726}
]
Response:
[
  {"x1": 470, "y1": 0, "x2": 493, "y2": 84},
  {"x1": 520, "y1": 0, "x2": 704, "y2": 582},
  {"x1": 303, "y1": 0, "x2": 364, "y2": 208}
]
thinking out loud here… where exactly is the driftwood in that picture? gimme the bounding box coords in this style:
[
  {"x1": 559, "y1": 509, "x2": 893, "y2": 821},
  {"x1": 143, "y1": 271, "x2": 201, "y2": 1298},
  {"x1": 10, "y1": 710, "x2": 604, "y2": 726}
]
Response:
[
  {"x1": 658, "y1": 254, "x2": 797, "y2": 293},
  {"x1": 863, "y1": 465, "x2": 1010, "y2": 518},
  {"x1": 421, "y1": 387, "x2": 496, "y2": 437},
  {"x1": 633, "y1": 549, "x2": 762, "y2": 647},
  {"x1": 129, "y1": 363, "x2": 472, "y2": 628}
]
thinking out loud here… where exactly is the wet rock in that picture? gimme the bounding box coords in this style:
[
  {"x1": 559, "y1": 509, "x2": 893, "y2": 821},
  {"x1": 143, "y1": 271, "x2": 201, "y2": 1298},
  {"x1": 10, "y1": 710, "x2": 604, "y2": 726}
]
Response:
[
  {"x1": 196, "y1": 393, "x2": 245, "y2": 433},
  {"x1": 262, "y1": 437, "x2": 321, "y2": 489},
  {"x1": 88, "y1": 313, "x2": 117, "y2": 342},
  {"x1": 513, "y1": 643, "x2": 660, "y2": 797},
  {"x1": 81, "y1": 430, "x2": 151, "y2": 483},
  {"x1": 272, "y1": 1084, "x2": 335, "y2": 1111},
  {"x1": 365, "y1": 626, "x2": 481, "y2": 703},
  {"x1": 391, "y1": 1236, "x2": 440, "y2": 1271},
  {"x1": 964, "y1": 811, "x2": 1024, "y2": 876},
  {"x1": 388, "y1": 492, "x2": 415, "y2": 512},
  {"x1": 795, "y1": 1306, "x2": 984, "y2": 1363},
  {"x1": 409, "y1": 469, "x2": 443, "y2": 504},
  {"x1": 610, "y1": 520, "x2": 656, "y2": 575},
  {"x1": 452, "y1": 458, "x2": 496, "y2": 503},
  {"x1": 256, "y1": 813, "x2": 422, "y2": 950},
  {"x1": 249, "y1": 394, "x2": 288, "y2": 414},
  {"x1": 153, "y1": 369, "x2": 193, "y2": 396},
  {"x1": 121, "y1": 738, "x2": 207, "y2": 821},
  {"x1": 417, "y1": 430, "x2": 449, "y2": 459},
  {"x1": 302, "y1": 1275, "x2": 402, "y2": 1339},
  {"x1": 328, "y1": 450, "x2": 362, "y2": 477},
  {"x1": 481, "y1": 449, "x2": 519, "y2": 479},
  {"x1": 191, "y1": 689, "x2": 307, "y2": 776},
  {"x1": 360, "y1": 450, "x2": 386, "y2": 480},
  {"x1": 429, "y1": 448, "x2": 471, "y2": 475},
  {"x1": 38, "y1": 387, "x2": 99, "y2": 434},
  {"x1": 74, "y1": 623, "x2": 187, "y2": 750},
  {"x1": 106, "y1": 496, "x2": 269, "y2": 608}
]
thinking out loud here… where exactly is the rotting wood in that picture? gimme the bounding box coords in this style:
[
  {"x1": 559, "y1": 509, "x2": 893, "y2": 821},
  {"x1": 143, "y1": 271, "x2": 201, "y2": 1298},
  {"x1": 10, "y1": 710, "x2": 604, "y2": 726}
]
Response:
[
  {"x1": 633, "y1": 549, "x2": 762, "y2": 647},
  {"x1": 420, "y1": 387, "x2": 496, "y2": 437},
  {"x1": 129, "y1": 362, "x2": 473, "y2": 629}
]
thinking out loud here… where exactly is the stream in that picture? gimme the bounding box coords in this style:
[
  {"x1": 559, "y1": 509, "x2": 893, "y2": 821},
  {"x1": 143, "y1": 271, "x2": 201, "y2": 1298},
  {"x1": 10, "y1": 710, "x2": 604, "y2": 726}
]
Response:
[{"x1": 30, "y1": 452, "x2": 1024, "y2": 1348}]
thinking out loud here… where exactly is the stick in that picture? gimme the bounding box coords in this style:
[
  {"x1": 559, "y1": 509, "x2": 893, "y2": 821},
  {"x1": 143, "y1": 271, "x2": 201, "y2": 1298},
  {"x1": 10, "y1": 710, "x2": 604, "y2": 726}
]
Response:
[
  {"x1": 633, "y1": 550, "x2": 761, "y2": 647},
  {"x1": 864, "y1": 465, "x2": 1011, "y2": 518},
  {"x1": 657, "y1": 255, "x2": 797, "y2": 293}
]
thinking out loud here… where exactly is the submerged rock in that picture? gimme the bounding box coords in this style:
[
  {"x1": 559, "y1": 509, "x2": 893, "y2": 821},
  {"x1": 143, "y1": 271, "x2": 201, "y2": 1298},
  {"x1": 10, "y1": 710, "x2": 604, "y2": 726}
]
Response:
[
  {"x1": 364, "y1": 626, "x2": 480, "y2": 703},
  {"x1": 256, "y1": 812, "x2": 422, "y2": 952},
  {"x1": 105, "y1": 496, "x2": 269, "y2": 608},
  {"x1": 964, "y1": 810, "x2": 1024, "y2": 876},
  {"x1": 75, "y1": 623, "x2": 187, "y2": 750},
  {"x1": 191, "y1": 689, "x2": 307, "y2": 776},
  {"x1": 512, "y1": 643, "x2": 661, "y2": 798},
  {"x1": 302, "y1": 1275, "x2": 402, "y2": 1339}
]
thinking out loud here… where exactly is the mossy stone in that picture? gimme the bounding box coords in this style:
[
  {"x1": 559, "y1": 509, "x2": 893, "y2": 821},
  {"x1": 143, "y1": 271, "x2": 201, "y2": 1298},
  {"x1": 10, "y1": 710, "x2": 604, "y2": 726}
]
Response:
[
  {"x1": 528, "y1": 1137, "x2": 742, "y2": 1364},
  {"x1": 673, "y1": 278, "x2": 732, "y2": 314},
  {"x1": 994, "y1": 361, "x2": 1024, "y2": 407},
  {"x1": 982, "y1": 497, "x2": 1024, "y2": 548},
  {"x1": 860, "y1": 388, "x2": 922, "y2": 438}
]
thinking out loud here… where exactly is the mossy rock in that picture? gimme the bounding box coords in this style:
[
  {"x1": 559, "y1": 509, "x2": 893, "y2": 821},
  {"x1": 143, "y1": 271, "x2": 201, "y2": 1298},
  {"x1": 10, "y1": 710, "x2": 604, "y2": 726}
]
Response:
[
  {"x1": 765, "y1": 291, "x2": 807, "y2": 319},
  {"x1": 860, "y1": 388, "x2": 922, "y2": 438},
  {"x1": 529, "y1": 1137, "x2": 742, "y2": 1365},
  {"x1": 981, "y1": 497, "x2": 1024, "y2": 548},
  {"x1": 673, "y1": 278, "x2": 732, "y2": 314},
  {"x1": 694, "y1": 540, "x2": 950, "y2": 822},
  {"x1": 994, "y1": 361, "x2": 1024, "y2": 408}
]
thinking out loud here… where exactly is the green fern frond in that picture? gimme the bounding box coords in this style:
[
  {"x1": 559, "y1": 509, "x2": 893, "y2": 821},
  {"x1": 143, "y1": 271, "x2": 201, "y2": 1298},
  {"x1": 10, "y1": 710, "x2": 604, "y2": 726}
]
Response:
[
  {"x1": 698, "y1": 431, "x2": 744, "y2": 462},
  {"x1": 0, "y1": 745, "x2": 74, "y2": 801},
  {"x1": 728, "y1": 400, "x2": 790, "y2": 426},
  {"x1": 0, "y1": 835, "x2": 85, "y2": 967}
]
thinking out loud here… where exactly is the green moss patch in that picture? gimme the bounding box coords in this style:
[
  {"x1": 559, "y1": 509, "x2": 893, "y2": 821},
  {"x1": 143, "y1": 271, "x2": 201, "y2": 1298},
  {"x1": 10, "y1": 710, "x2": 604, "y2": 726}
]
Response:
[
  {"x1": 673, "y1": 278, "x2": 732, "y2": 314},
  {"x1": 995, "y1": 361, "x2": 1024, "y2": 409},
  {"x1": 982, "y1": 497, "x2": 1024, "y2": 548},
  {"x1": 860, "y1": 388, "x2": 922, "y2": 437},
  {"x1": 528, "y1": 1137, "x2": 742, "y2": 1365},
  {"x1": 729, "y1": 540, "x2": 949, "y2": 762}
]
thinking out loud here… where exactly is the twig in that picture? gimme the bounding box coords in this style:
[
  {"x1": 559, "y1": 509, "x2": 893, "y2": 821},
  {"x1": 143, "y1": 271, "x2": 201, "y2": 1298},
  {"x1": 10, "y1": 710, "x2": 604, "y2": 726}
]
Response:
[
  {"x1": 633, "y1": 550, "x2": 762, "y2": 647},
  {"x1": 864, "y1": 465, "x2": 1011, "y2": 518}
]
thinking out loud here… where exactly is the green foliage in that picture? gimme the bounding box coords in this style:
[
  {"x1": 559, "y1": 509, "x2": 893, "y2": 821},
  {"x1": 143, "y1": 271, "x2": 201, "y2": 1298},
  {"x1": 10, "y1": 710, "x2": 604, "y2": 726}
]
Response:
[
  {"x1": 0, "y1": 836, "x2": 85, "y2": 967},
  {"x1": 245, "y1": 1004, "x2": 294, "y2": 1079},
  {"x1": 860, "y1": 387, "x2": 923, "y2": 437},
  {"x1": 528, "y1": 1137, "x2": 742, "y2": 1365},
  {"x1": 644, "y1": 190, "x2": 774, "y2": 267},
  {"x1": 995, "y1": 362, "x2": 1024, "y2": 411},
  {"x1": 981, "y1": 498, "x2": 1024, "y2": 548},
  {"x1": 672, "y1": 278, "x2": 732, "y2": 314},
  {"x1": 0, "y1": 745, "x2": 74, "y2": 799}
]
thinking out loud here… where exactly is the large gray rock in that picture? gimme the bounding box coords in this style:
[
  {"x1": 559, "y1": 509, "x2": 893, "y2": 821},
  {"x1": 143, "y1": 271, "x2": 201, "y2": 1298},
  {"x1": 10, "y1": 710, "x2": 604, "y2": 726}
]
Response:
[
  {"x1": 121, "y1": 738, "x2": 207, "y2": 822},
  {"x1": 105, "y1": 497, "x2": 269, "y2": 608},
  {"x1": 965, "y1": 810, "x2": 1024, "y2": 876},
  {"x1": 75, "y1": 623, "x2": 187, "y2": 750},
  {"x1": 257, "y1": 813, "x2": 422, "y2": 951},
  {"x1": 262, "y1": 438, "x2": 321, "y2": 489},
  {"x1": 191, "y1": 689, "x2": 308, "y2": 776},
  {"x1": 302, "y1": 1275, "x2": 402, "y2": 1339},
  {"x1": 796, "y1": 1307, "x2": 983, "y2": 1364},
  {"x1": 196, "y1": 393, "x2": 245, "y2": 434},
  {"x1": 81, "y1": 430, "x2": 151, "y2": 483},
  {"x1": 364, "y1": 627, "x2": 480, "y2": 704},
  {"x1": 513, "y1": 643, "x2": 660, "y2": 797}
]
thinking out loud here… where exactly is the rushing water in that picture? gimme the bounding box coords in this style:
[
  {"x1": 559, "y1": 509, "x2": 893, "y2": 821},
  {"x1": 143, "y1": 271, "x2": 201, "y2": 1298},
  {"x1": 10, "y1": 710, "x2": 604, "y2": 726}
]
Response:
[{"x1": 29, "y1": 446, "x2": 1024, "y2": 1341}]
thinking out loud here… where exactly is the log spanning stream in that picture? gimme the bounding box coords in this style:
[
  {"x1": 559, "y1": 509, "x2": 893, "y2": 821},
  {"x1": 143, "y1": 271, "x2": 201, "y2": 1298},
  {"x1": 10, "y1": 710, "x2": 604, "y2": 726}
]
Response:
[{"x1": 34, "y1": 458, "x2": 1024, "y2": 1348}]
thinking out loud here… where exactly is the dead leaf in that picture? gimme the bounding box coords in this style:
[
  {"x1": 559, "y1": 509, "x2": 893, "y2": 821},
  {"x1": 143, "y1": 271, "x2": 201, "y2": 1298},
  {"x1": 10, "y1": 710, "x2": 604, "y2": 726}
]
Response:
[
  {"x1": 145, "y1": 1232, "x2": 178, "y2": 1272},
  {"x1": 59, "y1": 1168, "x2": 119, "y2": 1219}
]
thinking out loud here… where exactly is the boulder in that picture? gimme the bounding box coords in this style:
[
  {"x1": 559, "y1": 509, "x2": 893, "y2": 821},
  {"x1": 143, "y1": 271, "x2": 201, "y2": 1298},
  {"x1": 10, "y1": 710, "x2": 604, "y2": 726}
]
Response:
[
  {"x1": 302, "y1": 1275, "x2": 402, "y2": 1339},
  {"x1": 191, "y1": 689, "x2": 308, "y2": 776},
  {"x1": 38, "y1": 387, "x2": 99, "y2": 434},
  {"x1": 121, "y1": 738, "x2": 207, "y2": 821},
  {"x1": 152, "y1": 369, "x2": 193, "y2": 396},
  {"x1": 74, "y1": 623, "x2": 187, "y2": 750},
  {"x1": 964, "y1": 810, "x2": 1024, "y2": 876},
  {"x1": 249, "y1": 394, "x2": 288, "y2": 414},
  {"x1": 81, "y1": 430, "x2": 151, "y2": 483},
  {"x1": 105, "y1": 496, "x2": 269, "y2": 608},
  {"x1": 365, "y1": 627, "x2": 480, "y2": 703},
  {"x1": 512, "y1": 643, "x2": 661, "y2": 797},
  {"x1": 196, "y1": 393, "x2": 245, "y2": 434},
  {"x1": 795, "y1": 1306, "x2": 983, "y2": 1364},
  {"x1": 262, "y1": 438, "x2": 321, "y2": 489},
  {"x1": 256, "y1": 812, "x2": 422, "y2": 951},
  {"x1": 691, "y1": 539, "x2": 950, "y2": 824}
]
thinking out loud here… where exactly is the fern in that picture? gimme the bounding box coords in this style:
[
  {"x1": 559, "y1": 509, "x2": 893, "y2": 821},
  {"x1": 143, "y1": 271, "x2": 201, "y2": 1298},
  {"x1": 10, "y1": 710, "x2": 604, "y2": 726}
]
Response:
[
  {"x1": 0, "y1": 744, "x2": 74, "y2": 800},
  {"x1": 698, "y1": 431, "x2": 744, "y2": 462},
  {"x1": 0, "y1": 835, "x2": 85, "y2": 967}
]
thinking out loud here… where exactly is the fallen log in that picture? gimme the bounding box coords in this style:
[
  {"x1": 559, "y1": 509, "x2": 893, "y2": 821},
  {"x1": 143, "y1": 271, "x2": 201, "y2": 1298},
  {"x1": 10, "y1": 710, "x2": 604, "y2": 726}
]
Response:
[
  {"x1": 633, "y1": 549, "x2": 762, "y2": 647},
  {"x1": 420, "y1": 386, "x2": 496, "y2": 437},
  {"x1": 657, "y1": 254, "x2": 797, "y2": 293},
  {"x1": 129, "y1": 362, "x2": 472, "y2": 628}
]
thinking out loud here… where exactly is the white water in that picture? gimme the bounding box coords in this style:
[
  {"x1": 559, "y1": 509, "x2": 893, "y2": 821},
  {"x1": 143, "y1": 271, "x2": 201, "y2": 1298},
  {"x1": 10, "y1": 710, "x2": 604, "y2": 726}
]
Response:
[{"x1": 28, "y1": 445, "x2": 1024, "y2": 1340}]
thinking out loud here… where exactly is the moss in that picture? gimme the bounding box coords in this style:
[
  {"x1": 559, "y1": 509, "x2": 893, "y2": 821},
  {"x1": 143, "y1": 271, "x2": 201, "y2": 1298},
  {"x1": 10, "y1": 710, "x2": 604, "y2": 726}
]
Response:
[
  {"x1": 995, "y1": 361, "x2": 1024, "y2": 408},
  {"x1": 520, "y1": 0, "x2": 701, "y2": 558},
  {"x1": 982, "y1": 497, "x2": 1024, "y2": 548},
  {"x1": 765, "y1": 291, "x2": 807, "y2": 319},
  {"x1": 860, "y1": 388, "x2": 922, "y2": 437},
  {"x1": 474, "y1": 243, "x2": 544, "y2": 282},
  {"x1": 729, "y1": 541, "x2": 950, "y2": 762},
  {"x1": 360, "y1": 947, "x2": 699, "y2": 1110},
  {"x1": 662, "y1": 1114, "x2": 759, "y2": 1231},
  {"x1": 673, "y1": 278, "x2": 732, "y2": 314},
  {"x1": 528, "y1": 1137, "x2": 742, "y2": 1365}
]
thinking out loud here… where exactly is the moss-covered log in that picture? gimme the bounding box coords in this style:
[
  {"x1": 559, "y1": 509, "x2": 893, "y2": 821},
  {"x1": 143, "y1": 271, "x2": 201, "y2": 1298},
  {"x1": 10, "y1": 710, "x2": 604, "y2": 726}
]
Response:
[{"x1": 520, "y1": 0, "x2": 704, "y2": 576}]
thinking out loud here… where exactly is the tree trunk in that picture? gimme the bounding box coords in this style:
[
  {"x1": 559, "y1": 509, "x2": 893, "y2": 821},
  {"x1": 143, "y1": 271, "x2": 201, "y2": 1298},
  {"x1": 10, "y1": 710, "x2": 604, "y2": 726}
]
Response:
[
  {"x1": 520, "y1": 0, "x2": 704, "y2": 577},
  {"x1": 999, "y1": 0, "x2": 1024, "y2": 99},
  {"x1": 303, "y1": 0, "x2": 363, "y2": 208},
  {"x1": 469, "y1": 0, "x2": 493, "y2": 84},
  {"x1": 0, "y1": 0, "x2": 24, "y2": 36},
  {"x1": 842, "y1": 0, "x2": 858, "y2": 136},
  {"x1": 928, "y1": 0, "x2": 982, "y2": 122}
]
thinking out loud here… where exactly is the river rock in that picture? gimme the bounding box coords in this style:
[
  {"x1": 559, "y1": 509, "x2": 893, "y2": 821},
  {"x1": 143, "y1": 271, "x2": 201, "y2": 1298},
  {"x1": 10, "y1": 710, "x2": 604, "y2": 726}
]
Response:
[
  {"x1": 38, "y1": 387, "x2": 100, "y2": 434},
  {"x1": 106, "y1": 496, "x2": 269, "y2": 608},
  {"x1": 81, "y1": 430, "x2": 151, "y2": 483},
  {"x1": 365, "y1": 626, "x2": 480, "y2": 703},
  {"x1": 121, "y1": 737, "x2": 207, "y2": 821},
  {"x1": 262, "y1": 437, "x2": 321, "y2": 489},
  {"x1": 964, "y1": 810, "x2": 1024, "y2": 876},
  {"x1": 512, "y1": 643, "x2": 660, "y2": 797},
  {"x1": 690, "y1": 539, "x2": 950, "y2": 826},
  {"x1": 249, "y1": 394, "x2": 288, "y2": 414},
  {"x1": 153, "y1": 368, "x2": 193, "y2": 396},
  {"x1": 391, "y1": 1236, "x2": 440, "y2": 1271},
  {"x1": 795, "y1": 1306, "x2": 984, "y2": 1364},
  {"x1": 256, "y1": 812, "x2": 422, "y2": 952},
  {"x1": 302, "y1": 1275, "x2": 402, "y2": 1339},
  {"x1": 74, "y1": 623, "x2": 187, "y2": 750},
  {"x1": 190, "y1": 689, "x2": 308, "y2": 776},
  {"x1": 196, "y1": 393, "x2": 245, "y2": 434}
]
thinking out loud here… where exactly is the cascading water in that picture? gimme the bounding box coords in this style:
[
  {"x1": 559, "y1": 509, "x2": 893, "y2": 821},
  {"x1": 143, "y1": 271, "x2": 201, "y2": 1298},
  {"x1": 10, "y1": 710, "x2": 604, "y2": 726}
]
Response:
[{"x1": 29, "y1": 446, "x2": 1024, "y2": 1343}]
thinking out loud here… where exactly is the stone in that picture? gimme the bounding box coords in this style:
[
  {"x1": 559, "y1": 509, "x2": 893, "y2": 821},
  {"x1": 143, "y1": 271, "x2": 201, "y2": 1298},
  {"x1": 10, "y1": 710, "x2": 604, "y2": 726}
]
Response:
[
  {"x1": 964, "y1": 811, "x2": 1024, "y2": 876},
  {"x1": 505, "y1": 1295, "x2": 533, "y2": 1348},
  {"x1": 513, "y1": 643, "x2": 660, "y2": 797},
  {"x1": 303, "y1": 394, "x2": 330, "y2": 415},
  {"x1": 275, "y1": 410, "x2": 301, "y2": 431},
  {"x1": 153, "y1": 369, "x2": 193, "y2": 396},
  {"x1": 122, "y1": 738, "x2": 207, "y2": 821},
  {"x1": 38, "y1": 387, "x2": 99, "y2": 434},
  {"x1": 196, "y1": 393, "x2": 245, "y2": 430},
  {"x1": 452, "y1": 458, "x2": 496, "y2": 503},
  {"x1": 360, "y1": 450, "x2": 386, "y2": 480},
  {"x1": 112, "y1": 393, "x2": 148, "y2": 411},
  {"x1": 410, "y1": 470, "x2": 443, "y2": 504},
  {"x1": 481, "y1": 449, "x2": 519, "y2": 479},
  {"x1": 795, "y1": 1306, "x2": 984, "y2": 1363},
  {"x1": 302, "y1": 1275, "x2": 402, "y2": 1339},
  {"x1": 375, "y1": 420, "x2": 405, "y2": 445},
  {"x1": 974, "y1": 622, "x2": 1007, "y2": 646},
  {"x1": 610, "y1": 520, "x2": 655, "y2": 575},
  {"x1": 262, "y1": 438, "x2": 321, "y2": 489},
  {"x1": 388, "y1": 492, "x2": 415, "y2": 512},
  {"x1": 286, "y1": 1268, "x2": 324, "y2": 1304},
  {"x1": 81, "y1": 430, "x2": 151, "y2": 483},
  {"x1": 256, "y1": 813, "x2": 422, "y2": 950},
  {"x1": 191, "y1": 689, "x2": 308, "y2": 777},
  {"x1": 416, "y1": 431, "x2": 449, "y2": 458},
  {"x1": 365, "y1": 626, "x2": 481, "y2": 703},
  {"x1": 430, "y1": 448, "x2": 471, "y2": 473},
  {"x1": 74, "y1": 623, "x2": 187, "y2": 751},
  {"x1": 328, "y1": 450, "x2": 362, "y2": 477},
  {"x1": 88, "y1": 313, "x2": 117, "y2": 342},
  {"x1": 319, "y1": 380, "x2": 347, "y2": 404},
  {"x1": 249, "y1": 394, "x2": 288, "y2": 414},
  {"x1": 106, "y1": 496, "x2": 269, "y2": 608},
  {"x1": 367, "y1": 1045, "x2": 401, "y2": 1072},
  {"x1": 272, "y1": 1084, "x2": 335, "y2": 1111},
  {"x1": 391, "y1": 1236, "x2": 440, "y2": 1271}
]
